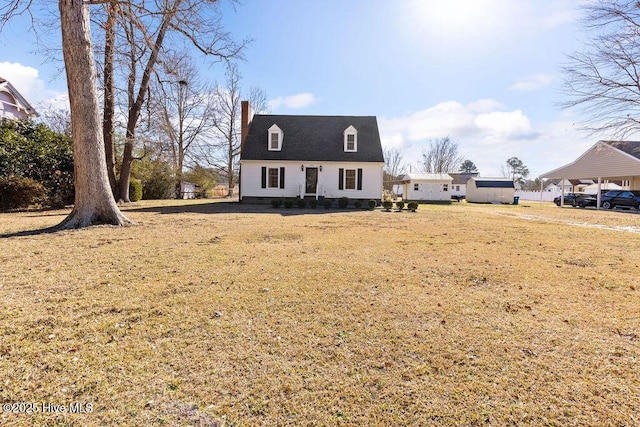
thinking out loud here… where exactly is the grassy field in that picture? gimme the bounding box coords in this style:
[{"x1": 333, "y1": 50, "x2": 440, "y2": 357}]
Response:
[{"x1": 1, "y1": 200, "x2": 639, "y2": 426}]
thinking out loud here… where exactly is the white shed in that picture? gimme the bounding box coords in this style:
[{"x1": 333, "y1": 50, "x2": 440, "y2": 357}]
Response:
[
  {"x1": 179, "y1": 181, "x2": 197, "y2": 199},
  {"x1": 400, "y1": 173, "x2": 452, "y2": 202},
  {"x1": 466, "y1": 177, "x2": 515, "y2": 204}
]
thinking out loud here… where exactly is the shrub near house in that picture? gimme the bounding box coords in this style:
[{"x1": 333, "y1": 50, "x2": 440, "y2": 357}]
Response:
[{"x1": 0, "y1": 120, "x2": 74, "y2": 209}]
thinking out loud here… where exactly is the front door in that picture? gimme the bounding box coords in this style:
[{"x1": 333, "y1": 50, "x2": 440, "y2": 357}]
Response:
[{"x1": 305, "y1": 167, "x2": 318, "y2": 194}]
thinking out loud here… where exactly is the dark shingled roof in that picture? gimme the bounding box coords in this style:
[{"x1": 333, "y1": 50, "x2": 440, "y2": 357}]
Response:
[
  {"x1": 449, "y1": 172, "x2": 479, "y2": 185},
  {"x1": 474, "y1": 179, "x2": 515, "y2": 188},
  {"x1": 241, "y1": 115, "x2": 384, "y2": 162},
  {"x1": 605, "y1": 141, "x2": 640, "y2": 160}
]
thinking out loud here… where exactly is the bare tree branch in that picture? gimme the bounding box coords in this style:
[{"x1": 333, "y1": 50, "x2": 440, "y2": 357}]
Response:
[
  {"x1": 383, "y1": 147, "x2": 405, "y2": 192},
  {"x1": 560, "y1": 0, "x2": 640, "y2": 138},
  {"x1": 0, "y1": 0, "x2": 34, "y2": 28},
  {"x1": 419, "y1": 136, "x2": 464, "y2": 173}
]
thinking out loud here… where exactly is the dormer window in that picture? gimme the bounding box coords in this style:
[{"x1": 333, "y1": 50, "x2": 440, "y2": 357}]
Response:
[
  {"x1": 344, "y1": 125, "x2": 357, "y2": 152},
  {"x1": 268, "y1": 124, "x2": 283, "y2": 151}
]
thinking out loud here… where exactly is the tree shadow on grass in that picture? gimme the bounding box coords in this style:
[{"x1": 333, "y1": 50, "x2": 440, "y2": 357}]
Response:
[
  {"x1": 0, "y1": 225, "x2": 62, "y2": 238},
  {"x1": 123, "y1": 200, "x2": 367, "y2": 216},
  {"x1": 0, "y1": 200, "x2": 370, "y2": 237}
]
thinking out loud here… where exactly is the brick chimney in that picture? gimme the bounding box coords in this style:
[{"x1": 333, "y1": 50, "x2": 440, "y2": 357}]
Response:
[{"x1": 240, "y1": 100, "x2": 251, "y2": 154}]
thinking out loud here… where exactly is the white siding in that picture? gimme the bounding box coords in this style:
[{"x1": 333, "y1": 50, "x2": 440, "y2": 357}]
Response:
[
  {"x1": 451, "y1": 184, "x2": 466, "y2": 198},
  {"x1": 0, "y1": 85, "x2": 37, "y2": 120},
  {"x1": 404, "y1": 179, "x2": 451, "y2": 201},
  {"x1": 240, "y1": 160, "x2": 383, "y2": 200},
  {"x1": 0, "y1": 92, "x2": 25, "y2": 120},
  {"x1": 180, "y1": 182, "x2": 196, "y2": 199},
  {"x1": 466, "y1": 181, "x2": 515, "y2": 203}
]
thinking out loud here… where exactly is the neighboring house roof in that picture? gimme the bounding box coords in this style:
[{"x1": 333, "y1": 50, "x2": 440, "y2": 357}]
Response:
[
  {"x1": 400, "y1": 173, "x2": 452, "y2": 181},
  {"x1": 0, "y1": 76, "x2": 39, "y2": 119},
  {"x1": 570, "y1": 179, "x2": 594, "y2": 185},
  {"x1": 470, "y1": 177, "x2": 515, "y2": 188},
  {"x1": 449, "y1": 172, "x2": 478, "y2": 185},
  {"x1": 606, "y1": 140, "x2": 640, "y2": 160},
  {"x1": 544, "y1": 178, "x2": 572, "y2": 190},
  {"x1": 241, "y1": 115, "x2": 384, "y2": 162},
  {"x1": 582, "y1": 182, "x2": 622, "y2": 193}
]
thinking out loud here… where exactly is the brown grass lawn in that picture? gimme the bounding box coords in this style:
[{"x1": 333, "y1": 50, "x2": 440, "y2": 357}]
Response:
[{"x1": 1, "y1": 200, "x2": 639, "y2": 426}]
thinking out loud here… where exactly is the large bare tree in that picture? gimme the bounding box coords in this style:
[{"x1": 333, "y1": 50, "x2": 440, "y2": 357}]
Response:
[
  {"x1": 150, "y1": 56, "x2": 215, "y2": 178},
  {"x1": 196, "y1": 63, "x2": 267, "y2": 196},
  {"x1": 383, "y1": 147, "x2": 405, "y2": 192},
  {"x1": 2, "y1": 0, "x2": 130, "y2": 229},
  {"x1": 561, "y1": 0, "x2": 640, "y2": 137},
  {"x1": 101, "y1": 0, "x2": 119, "y2": 196},
  {"x1": 2, "y1": 0, "x2": 131, "y2": 228},
  {"x1": 91, "y1": 0, "x2": 247, "y2": 202},
  {"x1": 57, "y1": 0, "x2": 130, "y2": 228},
  {"x1": 420, "y1": 136, "x2": 464, "y2": 173}
]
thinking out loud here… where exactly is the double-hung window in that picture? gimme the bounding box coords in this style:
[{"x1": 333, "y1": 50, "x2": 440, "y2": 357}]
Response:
[
  {"x1": 346, "y1": 134, "x2": 355, "y2": 151},
  {"x1": 338, "y1": 168, "x2": 363, "y2": 191},
  {"x1": 268, "y1": 124, "x2": 283, "y2": 151},
  {"x1": 343, "y1": 125, "x2": 357, "y2": 152},
  {"x1": 270, "y1": 133, "x2": 279, "y2": 150},
  {"x1": 261, "y1": 166, "x2": 285, "y2": 189},
  {"x1": 345, "y1": 169, "x2": 356, "y2": 189},
  {"x1": 268, "y1": 168, "x2": 279, "y2": 188}
]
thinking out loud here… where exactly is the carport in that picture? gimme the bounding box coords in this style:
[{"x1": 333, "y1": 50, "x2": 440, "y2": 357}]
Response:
[{"x1": 540, "y1": 141, "x2": 640, "y2": 209}]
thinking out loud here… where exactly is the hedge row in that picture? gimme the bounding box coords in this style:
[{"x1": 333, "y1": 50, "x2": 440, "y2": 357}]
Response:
[{"x1": 271, "y1": 197, "x2": 377, "y2": 210}]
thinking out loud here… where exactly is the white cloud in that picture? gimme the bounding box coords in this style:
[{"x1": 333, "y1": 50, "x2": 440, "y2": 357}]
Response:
[
  {"x1": 381, "y1": 132, "x2": 404, "y2": 150},
  {"x1": 0, "y1": 62, "x2": 43, "y2": 98},
  {"x1": 0, "y1": 61, "x2": 68, "y2": 109},
  {"x1": 510, "y1": 74, "x2": 555, "y2": 91},
  {"x1": 379, "y1": 99, "x2": 528, "y2": 147},
  {"x1": 475, "y1": 110, "x2": 532, "y2": 134},
  {"x1": 377, "y1": 99, "x2": 594, "y2": 177},
  {"x1": 380, "y1": 101, "x2": 478, "y2": 142},
  {"x1": 467, "y1": 99, "x2": 505, "y2": 113},
  {"x1": 268, "y1": 92, "x2": 317, "y2": 110}
]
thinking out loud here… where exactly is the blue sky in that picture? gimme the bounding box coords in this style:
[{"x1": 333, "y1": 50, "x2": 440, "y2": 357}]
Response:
[{"x1": 1, "y1": 0, "x2": 595, "y2": 177}]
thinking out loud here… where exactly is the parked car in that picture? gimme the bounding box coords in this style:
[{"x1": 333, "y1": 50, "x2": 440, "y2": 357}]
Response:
[
  {"x1": 576, "y1": 194, "x2": 598, "y2": 208},
  {"x1": 554, "y1": 193, "x2": 578, "y2": 206},
  {"x1": 600, "y1": 190, "x2": 640, "y2": 209},
  {"x1": 553, "y1": 193, "x2": 595, "y2": 207}
]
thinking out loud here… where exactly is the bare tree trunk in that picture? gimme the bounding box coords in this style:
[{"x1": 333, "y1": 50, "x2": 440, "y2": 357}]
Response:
[
  {"x1": 117, "y1": 6, "x2": 174, "y2": 203},
  {"x1": 103, "y1": 0, "x2": 118, "y2": 196},
  {"x1": 57, "y1": 0, "x2": 131, "y2": 229},
  {"x1": 117, "y1": 114, "x2": 136, "y2": 203},
  {"x1": 227, "y1": 133, "x2": 234, "y2": 194}
]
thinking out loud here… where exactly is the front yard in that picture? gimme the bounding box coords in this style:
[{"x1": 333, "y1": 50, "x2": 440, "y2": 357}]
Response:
[{"x1": 1, "y1": 200, "x2": 638, "y2": 426}]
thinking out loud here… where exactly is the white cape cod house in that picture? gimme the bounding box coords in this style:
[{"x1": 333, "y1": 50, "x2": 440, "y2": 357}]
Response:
[{"x1": 239, "y1": 101, "x2": 384, "y2": 203}]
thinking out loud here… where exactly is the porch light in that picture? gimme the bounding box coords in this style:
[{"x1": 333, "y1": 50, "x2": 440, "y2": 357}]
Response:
[
  {"x1": 301, "y1": 164, "x2": 304, "y2": 171},
  {"x1": 319, "y1": 165, "x2": 322, "y2": 172}
]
